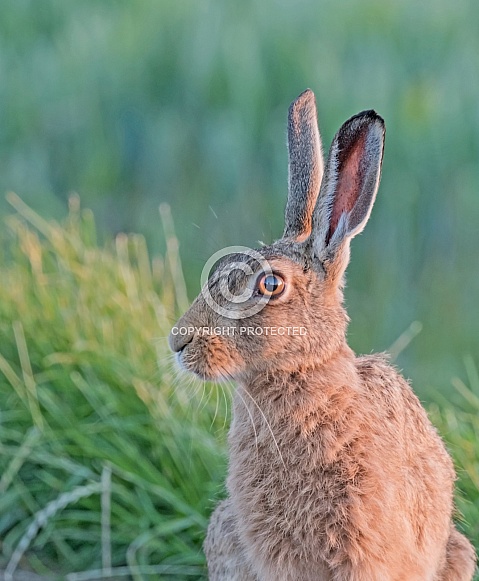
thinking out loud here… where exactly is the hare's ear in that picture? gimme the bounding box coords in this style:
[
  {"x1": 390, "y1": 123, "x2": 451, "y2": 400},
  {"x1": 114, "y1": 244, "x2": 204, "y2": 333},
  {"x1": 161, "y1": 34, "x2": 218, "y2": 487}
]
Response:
[
  {"x1": 283, "y1": 89, "x2": 324, "y2": 242},
  {"x1": 311, "y1": 110, "x2": 385, "y2": 282}
]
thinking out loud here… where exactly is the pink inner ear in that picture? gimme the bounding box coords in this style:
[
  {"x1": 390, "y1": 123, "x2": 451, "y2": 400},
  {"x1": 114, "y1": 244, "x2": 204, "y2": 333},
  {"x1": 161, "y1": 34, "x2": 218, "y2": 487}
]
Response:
[{"x1": 327, "y1": 132, "x2": 366, "y2": 244}]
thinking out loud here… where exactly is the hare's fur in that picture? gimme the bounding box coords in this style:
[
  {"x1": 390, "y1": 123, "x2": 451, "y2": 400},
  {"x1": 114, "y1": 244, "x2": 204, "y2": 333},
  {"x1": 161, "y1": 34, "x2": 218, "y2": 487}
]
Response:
[{"x1": 170, "y1": 90, "x2": 476, "y2": 580}]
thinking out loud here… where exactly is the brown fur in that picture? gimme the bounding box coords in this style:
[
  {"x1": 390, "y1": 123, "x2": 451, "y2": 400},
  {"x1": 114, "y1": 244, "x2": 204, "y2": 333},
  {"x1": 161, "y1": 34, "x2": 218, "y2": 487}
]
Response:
[{"x1": 169, "y1": 90, "x2": 476, "y2": 580}]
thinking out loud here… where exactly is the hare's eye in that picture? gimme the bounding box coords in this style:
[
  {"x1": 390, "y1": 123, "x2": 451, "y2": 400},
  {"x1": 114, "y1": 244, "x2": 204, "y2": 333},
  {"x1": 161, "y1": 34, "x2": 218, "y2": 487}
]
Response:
[{"x1": 257, "y1": 274, "x2": 285, "y2": 297}]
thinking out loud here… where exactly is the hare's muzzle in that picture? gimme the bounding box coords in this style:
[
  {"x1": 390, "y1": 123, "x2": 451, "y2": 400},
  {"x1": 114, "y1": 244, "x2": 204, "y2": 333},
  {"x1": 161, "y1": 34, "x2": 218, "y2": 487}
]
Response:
[{"x1": 168, "y1": 325, "x2": 194, "y2": 353}]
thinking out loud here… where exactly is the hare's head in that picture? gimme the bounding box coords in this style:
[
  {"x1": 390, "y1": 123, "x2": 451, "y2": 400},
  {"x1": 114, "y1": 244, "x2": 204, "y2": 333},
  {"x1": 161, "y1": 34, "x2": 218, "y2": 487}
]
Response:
[{"x1": 169, "y1": 89, "x2": 385, "y2": 381}]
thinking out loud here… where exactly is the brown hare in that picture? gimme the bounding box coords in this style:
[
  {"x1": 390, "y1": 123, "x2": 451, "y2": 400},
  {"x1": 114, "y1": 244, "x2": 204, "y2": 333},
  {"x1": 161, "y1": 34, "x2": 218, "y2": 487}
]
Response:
[{"x1": 169, "y1": 89, "x2": 476, "y2": 580}]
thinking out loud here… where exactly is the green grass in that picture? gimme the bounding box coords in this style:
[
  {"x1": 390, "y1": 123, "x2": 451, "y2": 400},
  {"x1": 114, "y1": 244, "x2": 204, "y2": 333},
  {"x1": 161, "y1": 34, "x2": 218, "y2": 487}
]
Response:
[
  {"x1": 432, "y1": 357, "x2": 479, "y2": 556},
  {"x1": 0, "y1": 196, "x2": 228, "y2": 579},
  {"x1": 0, "y1": 198, "x2": 476, "y2": 578}
]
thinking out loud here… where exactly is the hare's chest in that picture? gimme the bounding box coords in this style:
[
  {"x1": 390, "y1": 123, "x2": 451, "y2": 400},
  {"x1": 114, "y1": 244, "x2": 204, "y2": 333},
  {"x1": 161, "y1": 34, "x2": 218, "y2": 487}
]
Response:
[
  {"x1": 227, "y1": 427, "x2": 335, "y2": 579},
  {"x1": 226, "y1": 397, "x2": 362, "y2": 577},
  {"x1": 228, "y1": 405, "x2": 341, "y2": 534}
]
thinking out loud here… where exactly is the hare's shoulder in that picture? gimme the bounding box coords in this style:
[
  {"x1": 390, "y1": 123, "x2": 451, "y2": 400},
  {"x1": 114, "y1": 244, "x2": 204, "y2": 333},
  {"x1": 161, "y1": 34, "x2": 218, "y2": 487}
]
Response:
[
  {"x1": 356, "y1": 353, "x2": 422, "y2": 396},
  {"x1": 355, "y1": 352, "x2": 419, "y2": 409},
  {"x1": 354, "y1": 353, "x2": 433, "y2": 433},
  {"x1": 355, "y1": 353, "x2": 452, "y2": 466}
]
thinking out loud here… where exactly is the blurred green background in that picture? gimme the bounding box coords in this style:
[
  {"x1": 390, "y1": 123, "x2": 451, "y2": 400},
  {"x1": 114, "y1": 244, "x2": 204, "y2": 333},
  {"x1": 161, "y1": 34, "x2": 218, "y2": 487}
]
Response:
[
  {"x1": 0, "y1": 0, "x2": 478, "y2": 577},
  {"x1": 1, "y1": 0, "x2": 478, "y2": 391}
]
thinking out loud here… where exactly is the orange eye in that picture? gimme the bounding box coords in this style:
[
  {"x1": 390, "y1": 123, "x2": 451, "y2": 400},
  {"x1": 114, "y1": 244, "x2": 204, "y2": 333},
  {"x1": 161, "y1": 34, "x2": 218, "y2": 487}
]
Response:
[{"x1": 257, "y1": 273, "x2": 285, "y2": 297}]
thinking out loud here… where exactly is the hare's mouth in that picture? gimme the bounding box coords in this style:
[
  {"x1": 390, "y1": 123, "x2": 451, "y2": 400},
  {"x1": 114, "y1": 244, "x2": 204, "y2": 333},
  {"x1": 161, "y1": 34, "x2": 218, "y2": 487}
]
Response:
[
  {"x1": 176, "y1": 349, "x2": 219, "y2": 381},
  {"x1": 176, "y1": 337, "x2": 240, "y2": 382}
]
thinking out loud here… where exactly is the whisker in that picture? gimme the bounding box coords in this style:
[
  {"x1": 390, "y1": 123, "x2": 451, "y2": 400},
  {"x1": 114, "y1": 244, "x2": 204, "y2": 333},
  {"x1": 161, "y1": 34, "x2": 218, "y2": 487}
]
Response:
[
  {"x1": 215, "y1": 372, "x2": 234, "y2": 432},
  {"x1": 221, "y1": 381, "x2": 230, "y2": 431},
  {"x1": 241, "y1": 387, "x2": 286, "y2": 469},
  {"x1": 210, "y1": 382, "x2": 221, "y2": 429},
  {"x1": 196, "y1": 380, "x2": 208, "y2": 413},
  {"x1": 199, "y1": 381, "x2": 214, "y2": 413},
  {"x1": 232, "y1": 385, "x2": 259, "y2": 462}
]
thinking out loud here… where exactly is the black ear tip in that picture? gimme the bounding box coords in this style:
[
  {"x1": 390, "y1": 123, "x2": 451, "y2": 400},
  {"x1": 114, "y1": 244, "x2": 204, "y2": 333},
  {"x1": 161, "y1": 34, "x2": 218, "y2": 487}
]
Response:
[
  {"x1": 363, "y1": 109, "x2": 385, "y2": 126},
  {"x1": 354, "y1": 109, "x2": 385, "y2": 131},
  {"x1": 338, "y1": 109, "x2": 385, "y2": 143}
]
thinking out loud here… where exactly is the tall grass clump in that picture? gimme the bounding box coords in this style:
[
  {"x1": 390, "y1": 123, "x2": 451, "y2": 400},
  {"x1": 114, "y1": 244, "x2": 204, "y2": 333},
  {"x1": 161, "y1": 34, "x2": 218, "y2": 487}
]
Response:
[
  {"x1": 0, "y1": 195, "x2": 228, "y2": 579},
  {"x1": 432, "y1": 357, "x2": 479, "y2": 559}
]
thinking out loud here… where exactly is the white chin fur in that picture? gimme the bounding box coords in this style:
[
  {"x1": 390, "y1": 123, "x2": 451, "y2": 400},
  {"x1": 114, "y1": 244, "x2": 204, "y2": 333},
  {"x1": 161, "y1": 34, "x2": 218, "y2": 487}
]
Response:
[{"x1": 175, "y1": 351, "x2": 218, "y2": 381}]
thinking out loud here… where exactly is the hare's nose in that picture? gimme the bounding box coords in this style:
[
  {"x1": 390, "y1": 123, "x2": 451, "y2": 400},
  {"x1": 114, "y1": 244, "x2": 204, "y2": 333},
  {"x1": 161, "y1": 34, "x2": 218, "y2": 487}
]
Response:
[{"x1": 168, "y1": 326, "x2": 194, "y2": 353}]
